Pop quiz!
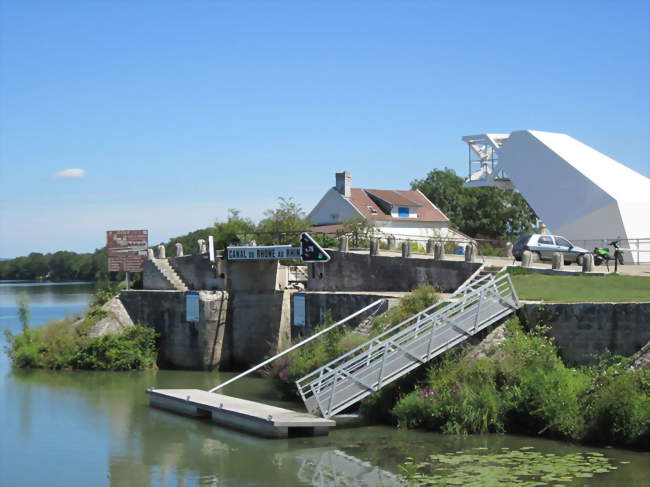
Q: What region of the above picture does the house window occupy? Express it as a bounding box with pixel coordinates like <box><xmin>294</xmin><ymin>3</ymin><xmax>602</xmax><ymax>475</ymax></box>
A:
<box><xmin>330</xmin><ymin>213</ymin><xmax>340</xmax><ymax>221</ymax></box>
<box><xmin>398</xmin><ymin>207</ymin><xmax>410</xmax><ymax>218</ymax></box>
<box><xmin>367</xmin><ymin>206</ymin><xmax>377</xmax><ymax>215</ymax></box>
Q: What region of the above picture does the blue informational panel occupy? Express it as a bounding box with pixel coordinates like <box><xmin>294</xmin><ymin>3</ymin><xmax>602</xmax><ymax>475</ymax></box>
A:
<box><xmin>186</xmin><ymin>291</ymin><xmax>200</xmax><ymax>323</ymax></box>
<box><xmin>293</xmin><ymin>293</ymin><xmax>306</xmax><ymax>327</ymax></box>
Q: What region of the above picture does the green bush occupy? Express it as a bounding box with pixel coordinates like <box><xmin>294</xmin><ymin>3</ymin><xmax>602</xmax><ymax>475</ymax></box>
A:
<box><xmin>4</xmin><ymin>297</ymin><xmax>158</xmax><ymax>371</ymax></box>
<box><xmin>478</xmin><ymin>242</ymin><xmax>507</xmax><ymax>257</ymax></box>
<box><xmin>583</xmin><ymin>359</ymin><xmax>650</xmax><ymax>448</ymax></box>
<box><xmin>388</xmin><ymin>318</ymin><xmax>649</xmax><ymax>448</ymax></box>
<box><xmin>372</xmin><ymin>284</ymin><xmax>439</xmax><ymax>333</ymax></box>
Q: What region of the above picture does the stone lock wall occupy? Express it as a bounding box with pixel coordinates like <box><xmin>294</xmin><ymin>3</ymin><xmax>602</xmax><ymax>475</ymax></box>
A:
<box><xmin>519</xmin><ymin>302</ymin><xmax>650</xmax><ymax>365</ymax></box>
<box><xmin>307</xmin><ymin>250</ymin><xmax>481</xmax><ymax>293</ymax></box>
<box><xmin>119</xmin><ymin>290</ymin><xmax>229</xmax><ymax>370</ymax></box>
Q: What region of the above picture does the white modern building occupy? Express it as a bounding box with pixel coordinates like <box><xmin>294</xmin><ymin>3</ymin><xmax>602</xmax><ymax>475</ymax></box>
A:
<box><xmin>463</xmin><ymin>130</ymin><xmax>650</xmax><ymax>263</ymax></box>
<box><xmin>308</xmin><ymin>171</ymin><xmax>470</xmax><ymax>244</ymax></box>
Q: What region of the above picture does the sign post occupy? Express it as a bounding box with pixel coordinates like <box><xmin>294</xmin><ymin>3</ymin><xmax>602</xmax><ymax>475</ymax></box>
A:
<box><xmin>226</xmin><ymin>233</ymin><xmax>330</xmax><ymax>263</ymax></box>
<box><xmin>107</xmin><ymin>230</ymin><xmax>148</xmax><ymax>289</ymax></box>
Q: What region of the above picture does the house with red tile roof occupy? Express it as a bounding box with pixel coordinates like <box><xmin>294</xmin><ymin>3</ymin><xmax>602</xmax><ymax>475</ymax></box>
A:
<box><xmin>308</xmin><ymin>171</ymin><xmax>471</xmax><ymax>243</ymax></box>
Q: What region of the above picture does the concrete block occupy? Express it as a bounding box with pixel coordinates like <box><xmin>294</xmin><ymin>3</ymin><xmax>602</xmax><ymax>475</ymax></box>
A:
<box><xmin>401</xmin><ymin>241</ymin><xmax>411</xmax><ymax>258</ymax></box>
<box><xmin>369</xmin><ymin>238</ymin><xmax>378</xmax><ymax>256</ymax></box>
<box><xmin>521</xmin><ymin>250</ymin><xmax>533</xmax><ymax>267</ymax></box>
<box><xmin>552</xmin><ymin>252</ymin><xmax>563</xmax><ymax>270</ymax></box>
<box><xmin>582</xmin><ymin>253</ymin><xmax>594</xmax><ymax>273</ymax></box>
<box><xmin>339</xmin><ymin>236</ymin><xmax>349</xmax><ymax>252</ymax></box>
<box><xmin>157</xmin><ymin>244</ymin><xmax>166</xmax><ymax>259</ymax></box>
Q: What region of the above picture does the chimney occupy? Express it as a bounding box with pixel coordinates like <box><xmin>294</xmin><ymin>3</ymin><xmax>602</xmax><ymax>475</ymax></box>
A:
<box><xmin>335</xmin><ymin>171</ymin><xmax>351</xmax><ymax>198</ymax></box>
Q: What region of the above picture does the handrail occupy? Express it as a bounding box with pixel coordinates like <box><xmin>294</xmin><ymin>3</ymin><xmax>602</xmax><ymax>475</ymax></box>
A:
<box><xmin>208</xmin><ymin>298</ymin><xmax>387</xmax><ymax>393</ymax></box>
<box><xmin>296</xmin><ymin>273</ymin><xmax>519</xmax><ymax>417</ymax></box>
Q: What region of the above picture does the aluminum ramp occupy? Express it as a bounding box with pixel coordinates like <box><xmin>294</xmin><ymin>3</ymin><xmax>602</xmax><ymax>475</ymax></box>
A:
<box><xmin>296</xmin><ymin>273</ymin><xmax>520</xmax><ymax>418</ymax></box>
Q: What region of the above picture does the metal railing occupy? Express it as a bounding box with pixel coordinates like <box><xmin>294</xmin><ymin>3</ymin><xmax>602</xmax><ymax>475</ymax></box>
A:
<box><xmin>296</xmin><ymin>273</ymin><xmax>520</xmax><ymax>418</ymax></box>
<box><xmin>208</xmin><ymin>299</ymin><xmax>387</xmax><ymax>393</ymax></box>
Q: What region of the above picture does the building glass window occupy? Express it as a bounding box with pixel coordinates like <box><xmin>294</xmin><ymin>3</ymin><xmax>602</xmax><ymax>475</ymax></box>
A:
<box><xmin>398</xmin><ymin>207</ymin><xmax>410</xmax><ymax>218</ymax></box>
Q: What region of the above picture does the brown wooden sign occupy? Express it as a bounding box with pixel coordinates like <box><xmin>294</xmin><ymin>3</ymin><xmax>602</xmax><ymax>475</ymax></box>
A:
<box><xmin>107</xmin><ymin>230</ymin><xmax>148</xmax><ymax>272</ymax></box>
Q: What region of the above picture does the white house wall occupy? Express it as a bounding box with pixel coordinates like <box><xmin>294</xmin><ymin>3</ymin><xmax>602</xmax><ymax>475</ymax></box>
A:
<box><xmin>308</xmin><ymin>188</ymin><xmax>362</xmax><ymax>225</ymax></box>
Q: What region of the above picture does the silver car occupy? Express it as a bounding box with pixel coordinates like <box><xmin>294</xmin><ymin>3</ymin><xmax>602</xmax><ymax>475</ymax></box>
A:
<box><xmin>512</xmin><ymin>234</ymin><xmax>589</xmax><ymax>265</ymax></box>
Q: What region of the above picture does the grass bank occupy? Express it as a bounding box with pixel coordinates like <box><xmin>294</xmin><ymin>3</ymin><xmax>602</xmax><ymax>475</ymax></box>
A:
<box><xmin>511</xmin><ymin>272</ymin><xmax>650</xmax><ymax>302</ymax></box>
<box><xmin>4</xmin><ymin>285</ymin><xmax>157</xmax><ymax>371</ymax></box>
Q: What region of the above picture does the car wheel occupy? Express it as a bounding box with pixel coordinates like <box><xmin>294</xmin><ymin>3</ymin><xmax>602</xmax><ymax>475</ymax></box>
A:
<box><xmin>576</xmin><ymin>254</ymin><xmax>584</xmax><ymax>266</ymax></box>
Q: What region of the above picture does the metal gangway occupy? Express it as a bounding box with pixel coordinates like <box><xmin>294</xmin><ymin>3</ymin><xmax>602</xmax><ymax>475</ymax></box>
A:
<box><xmin>296</xmin><ymin>273</ymin><xmax>520</xmax><ymax>418</ymax></box>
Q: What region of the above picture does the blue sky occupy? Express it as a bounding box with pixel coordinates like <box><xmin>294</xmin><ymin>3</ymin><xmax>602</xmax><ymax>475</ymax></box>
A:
<box><xmin>1</xmin><ymin>0</ymin><xmax>648</xmax><ymax>258</ymax></box>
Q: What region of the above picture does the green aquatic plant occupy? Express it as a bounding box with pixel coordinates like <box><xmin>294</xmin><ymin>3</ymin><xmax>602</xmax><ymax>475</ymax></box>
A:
<box><xmin>399</xmin><ymin>447</ymin><xmax>617</xmax><ymax>487</ymax></box>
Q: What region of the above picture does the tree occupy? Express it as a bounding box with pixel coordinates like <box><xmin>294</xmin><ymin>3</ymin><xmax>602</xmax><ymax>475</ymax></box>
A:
<box><xmin>411</xmin><ymin>168</ymin><xmax>537</xmax><ymax>240</ymax></box>
<box><xmin>256</xmin><ymin>197</ymin><xmax>312</xmax><ymax>244</ymax></box>
<box><xmin>411</xmin><ymin>168</ymin><xmax>465</xmax><ymax>224</ymax></box>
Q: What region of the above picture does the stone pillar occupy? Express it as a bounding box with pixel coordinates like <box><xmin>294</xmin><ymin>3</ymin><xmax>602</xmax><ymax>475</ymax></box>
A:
<box><xmin>175</xmin><ymin>243</ymin><xmax>184</xmax><ymax>257</ymax></box>
<box><xmin>434</xmin><ymin>242</ymin><xmax>445</xmax><ymax>260</ymax></box>
<box><xmin>552</xmin><ymin>252</ymin><xmax>563</xmax><ymax>270</ymax></box>
<box><xmin>198</xmin><ymin>239</ymin><xmax>207</xmax><ymax>254</ymax></box>
<box><xmin>426</xmin><ymin>239</ymin><xmax>435</xmax><ymax>255</ymax></box>
<box><xmin>339</xmin><ymin>235</ymin><xmax>349</xmax><ymax>252</ymax></box>
<box><xmin>387</xmin><ymin>235</ymin><xmax>396</xmax><ymax>251</ymax></box>
<box><xmin>147</xmin><ymin>248</ymin><xmax>155</xmax><ymax>259</ymax></box>
<box><xmin>522</xmin><ymin>250</ymin><xmax>533</xmax><ymax>267</ymax></box>
<box><xmin>506</xmin><ymin>242</ymin><xmax>514</xmax><ymax>258</ymax></box>
<box><xmin>369</xmin><ymin>238</ymin><xmax>379</xmax><ymax>256</ymax></box>
<box><xmin>157</xmin><ymin>245</ymin><xmax>166</xmax><ymax>259</ymax></box>
<box><xmin>401</xmin><ymin>241</ymin><xmax>411</xmax><ymax>258</ymax></box>
<box><xmin>582</xmin><ymin>253</ymin><xmax>594</xmax><ymax>273</ymax></box>
<box><xmin>464</xmin><ymin>243</ymin><xmax>476</xmax><ymax>263</ymax></box>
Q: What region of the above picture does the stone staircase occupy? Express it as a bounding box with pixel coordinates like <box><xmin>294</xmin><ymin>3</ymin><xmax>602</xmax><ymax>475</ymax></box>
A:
<box><xmin>457</xmin><ymin>264</ymin><xmax>505</xmax><ymax>293</ymax></box>
<box><xmin>151</xmin><ymin>258</ymin><xmax>189</xmax><ymax>291</ymax></box>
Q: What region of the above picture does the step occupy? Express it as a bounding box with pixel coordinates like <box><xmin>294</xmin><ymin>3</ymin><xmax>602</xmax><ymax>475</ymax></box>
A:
<box><xmin>147</xmin><ymin>389</ymin><xmax>335</xmax><ymax>438</ymax></box>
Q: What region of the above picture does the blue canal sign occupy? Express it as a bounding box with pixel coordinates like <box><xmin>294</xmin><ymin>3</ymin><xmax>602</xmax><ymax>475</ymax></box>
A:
<box><xmin>186</xmin><ymin>291</ymin><xmax>200</xmax><ymax>323</ymax></box>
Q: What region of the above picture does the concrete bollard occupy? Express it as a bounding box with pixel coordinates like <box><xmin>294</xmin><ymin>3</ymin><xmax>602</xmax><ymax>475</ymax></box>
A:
<box><xmin>552</xmin><ymin>252</ymin><xmax>563</xmax><ymax>270</ymax></box>
<box><xmin>157</xmin><ymin>244</ymin><xmax>166</xmax><ymax>259</ymax></box>
<box><xmin>369</xmin><ymin>238</ymin><xmax>379</xmax><ymax>256</ymax></box>
<box><xmin>339</xmin><ymin>235</ymin><xmax>349</xmax><ymax>252</ymax></box>
<box><xmin>434</xmin><ymin>242</ymin><xmax>445</xmax><ymax>260</ymax></box>
<box><xmin>401</xmin><ymin>241</ymin><xmax>411</xmax><ymax>258</ymax></box>
<box><xmin>522</xmin><ymin>250</ymin><xmax>533</xmax><ymax>267</ymax></box>
<box><xmin>464</xmin><ymin>243</ymin><xmax>476</xmax><ymax>263</ymax></box>
<box><xmin>426</xmin><ymin>239</ymin><xmax>435</xmax><ymax>255</ymax></box>
<box><xmin>175</xmin><ymin>243</ymin><xmax>184</xmax><ymax>257</ymax></box>
<box><xmin>198</xmin><ymin>239</ymin><xmax>207</xmax><ymax>254</ymax></box>
<box><xmin>506</xmin><ymin>242</ymin><xmax>514</xmax><ymax>258</ymax></box>
<box><xmin>147</xmin><ymin>248</ymin><xmax>155</xmax><ymax>259</ymax></box>
<box><xmin>582</xmin><ymin>253</ymin><xmax>594</xmax><ymax>273</ymax></box>
<box><xmin>387</xmin><ymin>235</ymin><xmax>396</xmax><ymax>251</ymax></box>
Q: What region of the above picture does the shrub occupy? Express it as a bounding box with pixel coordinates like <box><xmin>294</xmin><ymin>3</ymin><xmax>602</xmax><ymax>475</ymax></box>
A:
<box><xmin>372</xmin><ymin>284</ymin><xmax>439</xmax><ymax>332</ymax></box>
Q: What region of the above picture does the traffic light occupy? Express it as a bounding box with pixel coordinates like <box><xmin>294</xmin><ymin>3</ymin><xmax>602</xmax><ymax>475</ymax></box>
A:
<box><xmin>300</xmin><ymin>232</ymin><xmax>330</xmax><ymax>263</ymax></box>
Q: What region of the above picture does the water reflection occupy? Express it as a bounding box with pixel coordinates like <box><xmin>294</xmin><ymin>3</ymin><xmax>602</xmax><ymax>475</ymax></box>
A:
<box><xmin>280</xmin><ymin>447</ymin><xmax>403</xmax><ymax>487</ymax></box>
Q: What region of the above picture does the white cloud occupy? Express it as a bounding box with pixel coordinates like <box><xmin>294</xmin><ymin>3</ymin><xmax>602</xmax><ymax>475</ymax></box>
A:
<box><xmin>54</xmin><ymin>168</ymin><xmax>86</xmax><ymax>178</ymax></box>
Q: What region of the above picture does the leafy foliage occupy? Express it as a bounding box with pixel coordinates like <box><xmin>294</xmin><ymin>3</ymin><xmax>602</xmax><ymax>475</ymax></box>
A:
<box><xmin>411</xmin><ymin>168</ymin><xmax>537</xmax><ymax>240</ymax></box>
<box><xmin>389</xmin><ymin>318</ymin><xmax>650</xmax><ymax>448</ymax></box>
<box><xmin>4</xmin><ymin>296</ymin><xmax>157</xmax><ymax>371</ymax></box>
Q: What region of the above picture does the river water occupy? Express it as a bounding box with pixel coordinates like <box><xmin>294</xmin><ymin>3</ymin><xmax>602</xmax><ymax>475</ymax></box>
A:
<box><xmin>0</xmin><ymin>281</ymin><xmax>648</xmax><ymax>487</ymax></box>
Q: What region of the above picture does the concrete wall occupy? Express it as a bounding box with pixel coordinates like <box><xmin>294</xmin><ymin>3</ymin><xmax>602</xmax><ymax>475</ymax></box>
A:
<box><xmin>142</xmin><ymin>260</ymin><xmax>176</xmax><ymax>291</ymax></box>
<box><xmin>169</xmin><ymin>254</ymin><xmax>225</xmax><ymax>290</ymax></box>
<box><xmin>225</xmin><ymin>290</ymin><xmax>291</xmax><ymax>367</ymax></box>
<box><xmin>307</xmin><ymin>250</ymin><xmax>481</xmax><ymax>292</ymax></box>
<box><xmin>226</xmin><ymin>260</ymin><xmax>287</xmax><ymax>292</ymax></box>
<box><xmin>119</xmin><ymin>290</ymin><xmax>229</xmax><ymax>370</ymax></box>
<box><xmin>519</xmin><ymin>302</ymin><xmax>650</xmax><ymax>365</ymax></box>
<box><xmin>300</xmin><ymin>292</ymin><xmax>398</xmax><ymax>332</ymax></box>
